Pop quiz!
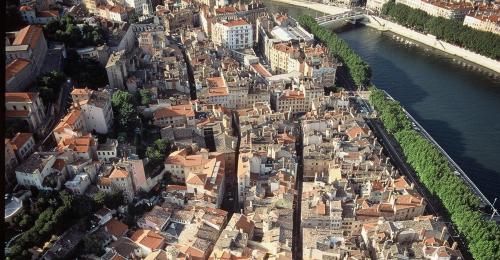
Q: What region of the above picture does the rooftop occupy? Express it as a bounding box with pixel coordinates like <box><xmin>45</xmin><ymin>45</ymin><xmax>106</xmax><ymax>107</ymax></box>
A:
<box><xmin>10</xmin><ymin>132</ymin><xmax>33</xmax><ymax>150</ymax></box>
<box><xmin>12</xmin><ymin>25</ymin><xmax>44</xmax><ymax>48</ymax></box>
<box><xmin>6</xmin><ymin>58</ymin><xmax>31</xmax><ymax>81</ymax></box>
<box><xmin>16</xmin><ymin>152</ymin><xmax>54</xmax><ymax>173</ymax></box>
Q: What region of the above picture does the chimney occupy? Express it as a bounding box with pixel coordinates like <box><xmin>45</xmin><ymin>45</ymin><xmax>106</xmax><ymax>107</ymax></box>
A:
<box><xmin>451</xmin><ymin>241</ymin><xmax>458</xmax><ymax>250</ymax></box>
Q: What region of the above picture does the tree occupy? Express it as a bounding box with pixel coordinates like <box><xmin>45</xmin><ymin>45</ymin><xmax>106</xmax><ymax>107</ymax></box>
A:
<box><xmin>92</xmin><ymin>191</ymin><xmax>125</xmax><ymax>209</ymax></box>
<box><xmin>369</xmin><ymin>87</ymin><xmax>500</xmax><ymax>260</ymax></box>
<box><xmin>112</xmin><ymin>90</ymin><xmax>139</xmax><ymax>131</ymax></box>
<box><xmin>139</xmin><ymin>89</ymin><xmax>152</xmax><ymax>106</ymax></box>
<box><xmin>381</xmin><ymin>1</ymin><xmax>500</xmax><ymax>59</ymax></box>
<box><xmin>63</xmin><ymin>51</ymin><xmax>108</xmax><ymax>87</ymax></box>
<box><xmin>37</xmin><ymin>71</ymin><xmax>66</xmax><ymax>105</ymax></box>
<box><xmin>297</xmin><ymin>15</ymin><xmax>372</xmax><ymax>87</ymax></box>
<box><xmin>44</xmin><ymin>15</ymin><xmax>106</xmax><ymax>48</ymax></box>
<box><xmin>81</xmin><ymin>234</ymin><xmax>105</xmax><ymax>256</ymax></box>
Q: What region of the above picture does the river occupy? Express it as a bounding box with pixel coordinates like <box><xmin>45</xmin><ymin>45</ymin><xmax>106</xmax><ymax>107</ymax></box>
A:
<box><xmin>263</xmin><ymin>0</ymin><xmax>500</xmax><ymax>201</ymax></box>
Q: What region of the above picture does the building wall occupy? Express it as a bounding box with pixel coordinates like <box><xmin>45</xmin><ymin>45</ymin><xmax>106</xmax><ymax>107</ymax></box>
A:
<box><xmin>15</xmin><ymin>136</ymin><xmax>36</xmax><ymax>161</ymax></box>
<box><xmin>81</xmin><ymin>103</ymin><xmax>113</xmax><ymax>134</ymax></box>
<box><xmin>15</xmin><ymin>155</ymin><xmax>55</xmax><ymax>189</ymax></box>
<box><xmin>463</xmin><ymin>15</ymin><xmax>500</xmax><ymax>35</ymax></box>
<box><xmin>6</xmin><ymin>61</ymin><xmax>36</xmax><ymax>92</ymax></box>
<box><xmin>6</xmin><ymin>95</ymin><xmax>47</xmax><ymax>130</ymax></box>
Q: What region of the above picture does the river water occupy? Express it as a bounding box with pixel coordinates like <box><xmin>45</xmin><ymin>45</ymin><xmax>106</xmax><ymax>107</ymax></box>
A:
<box><xmin>264</xmin><ymin>0</ymin><xmax>500</xmax><ymax>201</ymax></box>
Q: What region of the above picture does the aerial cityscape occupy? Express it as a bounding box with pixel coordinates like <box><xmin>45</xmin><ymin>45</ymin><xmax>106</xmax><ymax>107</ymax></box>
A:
<box><xmin>4</xmin><ymin>0</ymin><xmax>500</xmax><ymax>259</ymax></box>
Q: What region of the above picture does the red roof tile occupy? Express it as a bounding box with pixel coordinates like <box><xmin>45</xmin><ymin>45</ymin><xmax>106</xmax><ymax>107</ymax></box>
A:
<box><xmin>105</xmin><ymin>218</ymin><xmax>128</xmax><ymax>238</ymax></box>
<box><xmin>10</xmin><ymin>132</ymin><xmax>33</xmax><ymax>150</ymax></box>
<box><xmin>5</xmin><ymin>92</ymin><xmax>38</xmax><ymax>103</ymax></box>
<box><xmin>13</xmin><ymin>25</ymin><xmax>43</xmax><ymax>48</ymax></box>
<box><xmin>6</xmin><ymin>59</ymin><xmax>31</xmax><ymax>80</ymax></box>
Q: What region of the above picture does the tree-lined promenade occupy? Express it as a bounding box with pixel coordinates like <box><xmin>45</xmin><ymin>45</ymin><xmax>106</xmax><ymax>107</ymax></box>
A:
<box><xmin>381</xmin><ymin>0</ymin><xmax>500</xmax><ymax>60</ymax></box>
<box><xmin>298</xmin><ymin>14</ymin><xmax>500</xmax><ymax>260</ymax></box>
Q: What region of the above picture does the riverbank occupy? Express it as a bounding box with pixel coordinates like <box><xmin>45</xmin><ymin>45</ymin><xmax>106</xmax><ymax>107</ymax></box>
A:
<box><xmin>363</xmin><ymin>15</ymin><xmax>500</xmax><ymax>74</ymax></box>
<box><xmin>269</xmin><ymin>0</ymin><xmax>347</xmax><ymax>15</ymax></box>
<box><xmin>265</xmin><ymin>0</ymin><xmax>500</xmax><ymax>73</ymax></box>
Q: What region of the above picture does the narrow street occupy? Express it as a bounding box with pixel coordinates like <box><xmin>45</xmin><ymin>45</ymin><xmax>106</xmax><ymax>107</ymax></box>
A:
<box><xmin>366</xmin><ymin>118</ymin><xmax>473</xmax><ymax>260</ymax></box>
<box><xmin>292</xmin><ymin>121</ymin><xmax>304</xmax><ymax>260</ymax></box>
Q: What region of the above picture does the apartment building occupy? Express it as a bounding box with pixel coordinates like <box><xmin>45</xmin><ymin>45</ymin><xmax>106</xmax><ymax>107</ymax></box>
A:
<box><xmin>5</xmin><ymin>25</ymin><xmax>48</xmax><ymax>90</ymax></box>
<box><xmin>53</xmin><ymin>108</ymin><xmax>86</xmax><ymax>143</ymax></box>
<box><xmin>153</xmin><ymin>103</ymin><xmax>196</xmax><ymax>128</ymax></box>
<box><xmin>71</xmin><ymin>88</ymin><xmax>114</xmax><ymax>134</ymax></box>
<box><xmin>9</xmin><ymin>132</ymin><xmax>36</xmax><ymax>161</ymax></box>
<box><xmin>396</xmin><ymin>0</ymin><xmax>474</xmax><ymax>20</ymax></box>
<box><xmin>97</xmin><ymin>166</ymin><xmax>135</xmax><ymax>202</ymax></box>
<box><xmin>19</xmin><ymin>5</ymin><xmax>59</xmax><ymax>24</ymax></box>
<box><xmin>97</xmin><ymin>4</ymin><xmax>133</xmax><ymax>23</ymax></box>
<box><xmin>212</xmin><ymin>19</ymin><xmax>253</xmax><ymax>50</ymax></box>
<box><xmin>463</xmin><ymin>13</ymin><xmax>500</xmax><ymax>35</ymax></box>
<box><xmin>15</xmin><ymin>152</ymin><xmax>56</xmax><ymax>189</ymax></box>
<box><xmin>5</xmin><ymin>92</ymin><xmax>47</xmax><ymax>133</ymax></box>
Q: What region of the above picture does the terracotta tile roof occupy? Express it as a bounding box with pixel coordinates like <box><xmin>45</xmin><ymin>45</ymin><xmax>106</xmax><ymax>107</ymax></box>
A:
<box><xmin>98</xmin><ymin>177</ymin><xmax>112</xmax><ymax>186</ymax></box>
<box><xmin>316</xmin><ymin>201</ymin><xmax>327</xmax><ymax>215</ymax></box>
<box><xmin>223</xmin><ymin>19</ymin><xmax>249</xmax><ymax>27</ymax></box>
<box><xmin>110</xmin><ymin>168</ymin><xmax>129</xmax><ymax>178</ymax></box>
<box><xmin>153</xmin><ymin>104</ymin><xmax>195</xmax><ymax>120</ymax></box>
<box><xmin>166</xmin><ymin>185</ymin><xmax>187</xmax><ymax>191</ymax></box>
<box><xmin>250</xmin><ymin>63</ymin><xmax>272</xmax><ymax>77</ymax></box>
<box><xmin>273</xmin><ymin>43</ymin><xmax>299</xmax><ymax>54</ymax></box>
<box><xmin>71</xmin><ymin>88</ymin><xmax>92</xmax><ymax>95</ymax></box>
<box><xmin>277</xmin><ymin>132</ymin><xmax>296</xmax><ymax>144</ymax></box>
<box><xmin>105</xmin><ymin>218</ymin><xmax>128</xmax><ymax>238</ymax></box>
<box><xmin>10</xmin><ymin>132</ymin><xmax>33</xmax><ymax>150</ymax></box>
<box><xmin>54</xmin><ymin>109</ymin><xmax>82</xmax><ymax>132</ymax></box>
<box><xmin>13</xmin><ymin>25</ymin><xmax>43</xmax><ymax>48</ymax></box>
<box><xmin>19</xmin><ymin>5</ymin><xmax>33</xmax><ymax>11</ymax></box>
<box><xmin>392</xmin><ymin>176</ymin><xmax>411</xmax><ymax>189</ymax></box>
<box><xmin>276</xmin><ymin>14</ymin><xmax>288</xmax><ymax>23</ymax></box>
<box><xmin>6</xmin><ymin>92</ymin><xmax>39</xmax><ymax>103</ymax></box>
<box><xmin>165</xmin><ymin>149</ymin><xmax>211</xmax><ymax>167</ymax></box>
<box><xmin>52</xmin><ymin>159</ymin><xmax>66</xmax><ymax>172</ymax></box>
<box><xmin>186</xmin><ymin>173</ymin><xmax>207</xmax><ymax>186</ymax></box>
<box><xmin>208</xmin><ymin>87</ymin><xmax>228</xmax><ymax>97</ymax></box>
<box><xmin>215</xmin><ymin>6</ymin><xmax>238</xmax><ymax>14</ymax></box>
<box><xmin>207</xmin><ymin>77</ymin><xmax>225</xmax><ymax>88</ymax></box>
<box><xmin>371</xmin><ymin>180</ymin><xmax>384</xmax><ymax>191</ymax></box>
<box><xmin>234</xmin><ymin>214</ymin><xmax>254</xmax><ymax>235</ymax></box>
<box><xmin>58</xmin><ymin>134</ymin><xmax>94</xmax><ymax>153</ymax></box>
<box><xmin>346</xmin><ymin>126</ymin><xmax>370</xmax><ymax>140</ymax></box>
<box><xmin>38</xmin><ymin>10</ymin><xmax>59</xmax><ymax>17</ymax></box>
<box><xmin>109</xmin><ymin>5</ymin><xmax>128</xmax><ymax>14</ymax></box>
<box><xmin>279</xmin><ymin>90</ymin><xmax>304</xmax><ymax>100</ymax></box>
<box><xmin>130</xmin><ymin>229</ymin><xmax>165</xmax><ymax>250</ymax></box>
<box><xmin>6</xmin><ymin>110</ymin><xmax>30</xmax><ymax>118</ymax></box>
<box><xmin>6</xmin><ymin>59</ymin><xmax>31</xmax><ymax>80</ymax></box>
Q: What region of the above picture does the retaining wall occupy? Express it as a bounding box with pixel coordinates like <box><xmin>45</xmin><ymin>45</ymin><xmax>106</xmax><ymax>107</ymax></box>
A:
<box><xmin>363</xmin><ymin>15</ymin><xmax>500</xmax><ymax>73</ymax></box>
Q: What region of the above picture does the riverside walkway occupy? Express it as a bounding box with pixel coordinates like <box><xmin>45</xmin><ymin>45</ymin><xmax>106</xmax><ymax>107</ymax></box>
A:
<box><xmin>381</xmin><ymin>90</ymin><xmax>499</xmax><ymax>219</ymax></box>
